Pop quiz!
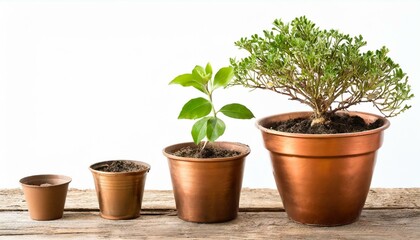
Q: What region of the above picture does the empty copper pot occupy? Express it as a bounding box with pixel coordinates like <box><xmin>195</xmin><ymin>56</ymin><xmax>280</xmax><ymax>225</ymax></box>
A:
<box><xmin>20</xmin><ymin>174</ymin><xmax>72</xmax><ymax>221</ymax></box>
<box><xmin>163</xmin><ymin>142</ymin><xmax>250</xmax><ymax>223</ymax></box>
<box><xmin>89</xmin><ymin>160</ymin><xmax>151</xmax><ymax>220</ymax></box>
<box><xmin>257</xmin><ymin>112</ymin><xmax>390</xmax><ymax>226</ymax></box>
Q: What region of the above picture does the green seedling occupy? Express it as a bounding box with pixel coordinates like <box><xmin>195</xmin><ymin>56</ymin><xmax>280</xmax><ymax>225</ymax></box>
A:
<box><xmin>170</xmin><ymin>63</ymin><xmax>254</xmax><ymax>145</ymax></box>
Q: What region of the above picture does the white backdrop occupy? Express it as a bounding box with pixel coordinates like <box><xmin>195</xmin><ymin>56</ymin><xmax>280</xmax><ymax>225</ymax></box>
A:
<box><xmin>1</xmin><ymin>0</ymin><xmax>419</xmax><ymax>189</ymax></box>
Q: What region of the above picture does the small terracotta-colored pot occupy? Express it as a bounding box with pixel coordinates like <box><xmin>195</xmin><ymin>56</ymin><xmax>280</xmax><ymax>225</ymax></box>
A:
<box><xmin>163</xmin><ymin>141</ymin><xmax>250</xmax><ymax>223</ymax></box>
<box><xmin>257</xmin><ymin>111</ymin><xmax>390</xmax><ymax>226</ymax></box>
<box><xmin>89</xmin><ymin>160</ymin><xmax>151</xmax><ymax>220</ymax></box>
<box><xmin>20</xmin><ymin>174</ymin><xmax>72</xmax><ymax>221</ymax></box>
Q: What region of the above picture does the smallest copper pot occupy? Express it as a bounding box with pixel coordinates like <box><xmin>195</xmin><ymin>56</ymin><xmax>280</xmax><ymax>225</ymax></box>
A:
<box><xmin>89</xmin><ymin>160</ymin><xmax>151</xmax><ymax>220</ymax></box>
<box><xmin>20</xmin><ymin>174</ymin><xmax>72</xmax><ymax>221</ymax></box>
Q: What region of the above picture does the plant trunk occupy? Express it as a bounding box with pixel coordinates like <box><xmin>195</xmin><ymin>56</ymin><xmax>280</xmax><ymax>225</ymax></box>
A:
<box><xmin>310</xmin><ymin>116</ymin><xmax>326</xmax><ymax>126</ymax></box>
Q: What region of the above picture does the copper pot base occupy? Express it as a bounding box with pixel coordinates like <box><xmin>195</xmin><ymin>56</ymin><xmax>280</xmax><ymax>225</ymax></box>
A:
<box><xmin>288</xmin><ymin>216</ymin><xmax>360</xmax><ymax>227</ymax></box>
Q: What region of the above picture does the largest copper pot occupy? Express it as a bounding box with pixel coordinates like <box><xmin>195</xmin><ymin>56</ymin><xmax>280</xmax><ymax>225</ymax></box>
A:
<box><xmin>257</xmin><ymin>112</ymin><xmax>390</xmax><ymax>226</ymax></box>
<box><xmin>163</xmin><ymin>141</ymin><xmax>250</xmax><ymax>223</ymax></box>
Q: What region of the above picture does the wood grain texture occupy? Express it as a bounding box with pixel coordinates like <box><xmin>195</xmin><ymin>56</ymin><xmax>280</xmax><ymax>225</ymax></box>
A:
<box><xmin>1</xmin><ymin>188</ymin><xmax>419</xmax><ymax>211</ymax></box>
<box><xmin>0</xmin><ymin>210</ymin><xmax>419</xmax><ymax>239</ymax></box>
<box><xmin>1</xmin><ymin>188</ymin><xmax>419</xmax><ymax>239</ymax></box>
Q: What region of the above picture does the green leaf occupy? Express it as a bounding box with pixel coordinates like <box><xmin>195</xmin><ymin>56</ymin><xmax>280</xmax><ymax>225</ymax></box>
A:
<box><xmin>206</xmin><ymin>117</ymin><xmax>225</xmax><ymax>142</ymax></box>
<box><xmin>205</xmin><ymin>63</ymin><xmax>213</xmax><ymax>77</ymax></box>
<box><xmin>192</xmin><ymin>65</ymin><xmax>210</xmax><ymax>84</ymax></box>
<box><xmin>169</xmin><ymin>73</ymin><xmax>206</xmax><ymax>93</ymax></box>
<box><xmin>213</xmin><ymin>67</ymin><xmax>234</xmax><ymax>90</ymax></box>
<box><xmin>219</xmin><ymin>103</ymin><xmax>255</xmax><ymax>119</ymax></box>
<box><xmin>169</xmin><ymin>73</ymin><xmax>194</xmax><ymax>85</ymax></box>
<box><xmin>191</xmin><ymin>117</ymin><xmax>210</xmax><ymax>144</ymax></box>
<box><xmin>178</xmin><ymin>97</ymin><xmax>212</xmax><ymax>120</ymax></box>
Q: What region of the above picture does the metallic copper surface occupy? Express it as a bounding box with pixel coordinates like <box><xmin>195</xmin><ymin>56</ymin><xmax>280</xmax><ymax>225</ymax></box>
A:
<box><xmin>257</xmin><ymin>112</ymin><xmax>390</xmax><ymax>226</ymax></box>
<box><xmin>163</xmin><ymin>142</ymin><xmax>250</xmax><ymax>223</ymax></box>
<box><xmin>89</xmin><ymin>160</ymin><xmax>150</xmax><ymax>220</ymax></box>
<box><xmin>20</xmin><ymin>174</ymin><xmax>72</xmax><ymax>221</ymax></box>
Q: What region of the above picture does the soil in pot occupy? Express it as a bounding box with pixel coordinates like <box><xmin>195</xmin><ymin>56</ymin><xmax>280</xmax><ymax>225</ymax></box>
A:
<box><xmin>171</xmin><ymin>145</ymin><xmax>241</xmax><ymax>158</ymax></box>
<box><xmin>268</xmin><ymin>112</ymin><xmax>384</xmax><ymax>134</ymax></box>
<box><xmin>93</xmin><ymin>160</ymin><xmax>148</xmax><ymax>172</ymax></box>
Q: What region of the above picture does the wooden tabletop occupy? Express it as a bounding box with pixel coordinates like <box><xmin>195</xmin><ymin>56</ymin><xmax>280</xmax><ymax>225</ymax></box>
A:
<box><xmin>1</xmin><ymin>188</ymin><xmax>419</xmax><ymax>239</ymax></box>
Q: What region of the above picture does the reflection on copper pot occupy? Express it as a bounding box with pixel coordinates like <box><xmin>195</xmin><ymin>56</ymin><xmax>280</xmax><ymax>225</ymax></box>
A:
<box><xmin>257</xmin><ymin>112</ymin><xmax>390</xmax><ymax>226</ymax></box>
<box><xmin>20</xmin><ymin>174</ymin><xmax>72</xmax><ymax>221</ymax></box>
<box><xmin>163</xmin><ymin>142</ymin><xmax>250</xmax><ymax>223</ymax></box>
<box><xmin>89</xmin><ymin>160</ymin><xmax>150</xmax><ymax>220</ymax></box>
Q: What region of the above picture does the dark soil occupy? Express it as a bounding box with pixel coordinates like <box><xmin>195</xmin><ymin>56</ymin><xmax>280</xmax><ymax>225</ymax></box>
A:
<box><xmin>268</xmin><ymin>113</ymin><xmax>384</xmax><ymax>134</ymax></box>
<box><xmin>172</xmin><ymin>145</ymin><xmax>241</xmax><ymax>158</ymax></box>
<box><xmin>95</xmin><ymin>160</ymin><xmax>147</xmax><ymax>173</ymax></box>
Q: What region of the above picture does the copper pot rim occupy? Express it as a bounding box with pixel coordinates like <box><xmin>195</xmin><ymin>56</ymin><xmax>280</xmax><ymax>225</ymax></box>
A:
<box><xmin>89</xmin><ymin>160</ymin><xmax>151</xmax><ymax>176</ymax></box>
<box><xmin>256</xmin><ymin>111</ymin><xmax>390</xmax><ymax>139</ymax></box>
<box><xmin>19</xmin><ymin>174</ymin><xmax>72</xmax><ymax>188</ymax></box>
<box><xmin>163</xmin><ymin>141</ymin><xmax>251</xmax><ymax>162</ymax></box>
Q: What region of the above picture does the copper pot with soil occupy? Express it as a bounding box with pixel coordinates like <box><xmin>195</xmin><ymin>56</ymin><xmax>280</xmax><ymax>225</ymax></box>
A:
<box><xmin>257</xmin><ymin>111</ymin><xmax>390</xmax><ymax>226</ymax></box>
<box><xmin>20</xmin><ymin>174</ymin><xmax>72</xmax><ymax>221</ymax></box>
<box><xmin>89</xmin><ymin>160</ymin><xmax>150</xmax><ymax>220</ymax></box>
<box><xmin>163</xmin><ymin>141</ymin><xmax>250</xmax><ymax>223</ymax></box>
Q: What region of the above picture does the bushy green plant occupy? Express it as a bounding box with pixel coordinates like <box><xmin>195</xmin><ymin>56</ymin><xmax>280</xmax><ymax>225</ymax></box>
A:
<box><xmin>230</xmin><ymin>16</ymin><xmax>413</xmax><ymax>125</ymax></box>
<box><xmin>170</xmin><ymin>63</ymin><xmax>254</xmax><ymax>145</ymax></box>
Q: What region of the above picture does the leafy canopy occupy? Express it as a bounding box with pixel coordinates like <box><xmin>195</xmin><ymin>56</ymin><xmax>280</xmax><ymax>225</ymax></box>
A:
<box><xmin>230</xmin><ymin>16</ymin><xmax>413</xmax><ymax>122</ymax></box>
<box><xmin>170</xmin><ymin>63</ymin><xmax>254</xmax><ymax>145</ymax></box>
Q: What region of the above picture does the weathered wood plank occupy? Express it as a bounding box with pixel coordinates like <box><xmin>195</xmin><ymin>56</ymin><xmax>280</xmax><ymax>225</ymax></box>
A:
<box><xmin>1</xmin><ymin>188</ymin><xmax>419</xmax><ymax>211</ymax></box>
<box><xmin>1</xmin><ymin>189</ymin><xmax>419</xmax><ymax>239</ymax></box>
<box><xmin>0</xmin><ymin>210</ymin><xmax>419</xmax><ymax>239</ymax></box>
